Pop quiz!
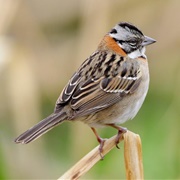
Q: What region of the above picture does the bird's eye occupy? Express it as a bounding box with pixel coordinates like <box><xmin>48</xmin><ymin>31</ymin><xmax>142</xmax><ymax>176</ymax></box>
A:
<box><xmin>129</xmin><ymin>40</ymin><xmax>137</xmax><ymax>46</ymax></box>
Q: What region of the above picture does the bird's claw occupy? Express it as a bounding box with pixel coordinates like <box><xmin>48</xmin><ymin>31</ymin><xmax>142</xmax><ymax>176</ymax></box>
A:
<box><xmin>98</xmin><ymin>138</ymin><xmax>106</xmax><ymax>160</ymax></box>
<box><xmin>115</xmin><ymin>127</ymin><xmax>127</xmax><ymax>149</ymax></box>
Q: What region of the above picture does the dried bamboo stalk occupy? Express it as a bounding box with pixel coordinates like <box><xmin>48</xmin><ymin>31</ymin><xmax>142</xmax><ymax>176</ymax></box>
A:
<box><xmin>124</xmin><ymin>131</ymin><xmax>144</xmax><ymax>180</ymax></box>
<box><xmin>58</xmin><ymin>130</ymin><xmax>143</xmax><ymax>180</ymax></box>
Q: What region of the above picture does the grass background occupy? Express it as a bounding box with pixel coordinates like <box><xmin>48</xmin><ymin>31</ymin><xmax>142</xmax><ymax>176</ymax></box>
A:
<box><xmin>0</xmin><ymin>0</ymin><xmax>180</xmax><ymax>179</ymax></box>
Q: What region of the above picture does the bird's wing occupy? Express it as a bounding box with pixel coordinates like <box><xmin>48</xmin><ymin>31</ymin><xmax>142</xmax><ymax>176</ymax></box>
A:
<box><xmin>55</xmin><ymin>52</ymin><xmax>142</xmax><ymax>117</ymax></box>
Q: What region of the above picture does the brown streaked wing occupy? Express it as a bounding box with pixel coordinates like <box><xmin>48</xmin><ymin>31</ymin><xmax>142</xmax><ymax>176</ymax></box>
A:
<box><xmin>70</xmin><ymin>78</ymin><xmax>123</xmax><ymax>116</ymax></box>
<box><xmin>100</xmin><ymin>75</ymin><xmax>141</xmax><ymax>94</ymax></box>
<box><xmin>54</xmin><ymin>72</ymin><xmax>82</xmax><ymax>113</ymax></box>
<box><xmin>69</xmin><ymin>59</ymin><xmax>142</xmax><ymax>117</ymax></box>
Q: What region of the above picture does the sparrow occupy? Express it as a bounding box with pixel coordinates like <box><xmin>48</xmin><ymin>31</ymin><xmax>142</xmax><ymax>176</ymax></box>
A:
<box><xmin>14</xmin><ymin>22</ymin><xmax>156</xmax><ymax>156</ymax></box>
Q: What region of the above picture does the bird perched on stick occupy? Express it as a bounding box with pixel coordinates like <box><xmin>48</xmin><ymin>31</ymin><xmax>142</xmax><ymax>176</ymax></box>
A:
<box><xmin>15</xmin><ymin>22</ymin><xmax>156</xmax><ymax>157</ymax></box>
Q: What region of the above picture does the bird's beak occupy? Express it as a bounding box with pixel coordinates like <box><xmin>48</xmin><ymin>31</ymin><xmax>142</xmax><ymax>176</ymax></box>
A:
<box><xmin>142</xmin><ymin>35</ymin><xmax>156</xmax><ymax>46</ymax></box>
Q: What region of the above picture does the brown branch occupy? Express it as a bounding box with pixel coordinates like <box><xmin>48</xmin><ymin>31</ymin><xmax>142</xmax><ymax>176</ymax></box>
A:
<box><xmin>124</xmin><ymin>131</ymin><xmax>144</xmax><ymax>180</ymax></box>
<box><xmin>58</xmin><ymin>130</ymin><xmax>143</xmax><ymax>180</ymax></box>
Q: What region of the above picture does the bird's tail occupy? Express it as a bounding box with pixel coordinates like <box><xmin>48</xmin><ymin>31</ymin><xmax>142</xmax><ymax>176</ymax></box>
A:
<box><xmin>14</xmin><ymin>112</ymin><xmax>67</xmax><ymax>144</ymax></box>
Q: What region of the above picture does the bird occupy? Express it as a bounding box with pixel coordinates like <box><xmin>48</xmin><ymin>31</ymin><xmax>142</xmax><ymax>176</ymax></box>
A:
<box><xmin>14</xmin><ymin>22</ymin><xmax>156</xmax><ymax>157</ymax></box>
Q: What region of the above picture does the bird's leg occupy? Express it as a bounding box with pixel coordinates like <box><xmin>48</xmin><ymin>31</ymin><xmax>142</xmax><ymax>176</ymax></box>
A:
<box><xmin>106</xmin><ymin>124</ymin><xmax>127</xmax><ymax>149</ymax></box>
<box><xmin>91</xmin><ymin>127</ymin><xmax>106</xmax><ymax>159</ymax></box>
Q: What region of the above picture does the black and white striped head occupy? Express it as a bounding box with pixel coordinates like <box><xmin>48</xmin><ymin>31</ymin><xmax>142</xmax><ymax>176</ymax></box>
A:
<box><xmin>109</xmin><ymin>22</ymin><xmax>156</xmax><ymax>58</ymax></box>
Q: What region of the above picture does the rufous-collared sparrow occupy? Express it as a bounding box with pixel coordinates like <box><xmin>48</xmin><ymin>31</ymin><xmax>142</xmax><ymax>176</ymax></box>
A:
<box><xmin>15</xmin><ymin>22</ymin><xmax>156</xmax><ymax>156</ymax></box>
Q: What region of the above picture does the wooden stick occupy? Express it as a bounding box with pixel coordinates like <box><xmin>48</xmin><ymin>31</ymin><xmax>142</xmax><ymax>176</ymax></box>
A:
<box><xmin>58</xmin><ymin>133</ymin><xmax>124</xmax><ymax>180</ymax></box>
<box><xmin>124</xmin><ymin>131</ymin><xmax>144</xmax><ymax>180</ymax></box>
<box><xmin>58</xmin><ymin>130</ymin><xmax>143</xmax><ymax>180</ymax></box>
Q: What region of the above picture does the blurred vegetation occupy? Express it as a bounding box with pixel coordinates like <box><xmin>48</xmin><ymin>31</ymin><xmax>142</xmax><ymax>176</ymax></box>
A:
<box><xmin>0</xmin><ymin>0</ymin><xmax>180</xmax><ymax>179</ymax></box>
